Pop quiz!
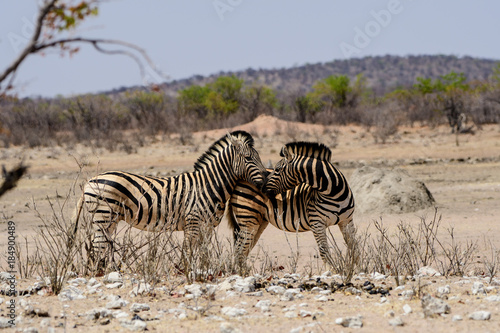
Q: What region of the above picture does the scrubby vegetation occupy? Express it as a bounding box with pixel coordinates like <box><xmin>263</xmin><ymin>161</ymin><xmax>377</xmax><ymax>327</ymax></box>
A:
<box><xmin>1</xmin><ymin>57</ymin><xmax>500</xmax><ymax>150</ymax></box>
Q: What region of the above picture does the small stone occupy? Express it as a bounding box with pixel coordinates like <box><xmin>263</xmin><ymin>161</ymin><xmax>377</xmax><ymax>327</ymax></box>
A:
<box><xmin>121</xmin><ymin>319</ymin><xmax>147</xmax><ymax>331</ymax></box>
<box><xmin>267</xmin><ymin>285</ymin><xmax>286</xmax><ymax>295</ymax></box>
<box><xmin>129</xmin><ymin>283</ymin><xmax>152</xmax><ymax>297</ymax></box>
<box><xmin>417</xmin><ymin>266</ymin><xmax>441</xmax><ymax>277</ymax></box>
<box><xmin>284</xmin><ymin>311</ymin><xmax>298</xmax><ymax>318</ymax></box>
<box><xmin>421</xmin><ymin>294</ymin><xmax>450</xmax><ymax>318</ymax></box>
<box><xmin>130</xmin><ymin>303</ymin><xmax>150</xmax><ymax>312</ymax></box>
<box><xmin>452</xmin><ymin>315</ymin><xmax>463</xmax><ymax>322</ymax></box>
<box><xmin>468</xmin><ymin>311</ymin><xmax>491</xmax><ymax>321</ymax></box>
<box><xmin>0</xmin><ymin>317</ymin><xmax>13</xmax><ymax>328</ymax></box>
<box><xmin>402</xmin><ymin>304</ymin><xmax>412</xmax><ymax>314</ymax></box>
<box><xmin>58</xmin><ymin>286</ymin><xmax>86</xmax><ymax>301</ymax></box>
<box><xmin>281</xmin><ymin>289</ymin><xmax>300</xmax><ymax>301</ymax></box>
<box><xmin>471</xmin><ymin>282</ymin><xmax>485</xmax><ymax>295</ymax></box>
<box><xmin>105</xmin><ymin>282</ymin><xmax>123</xmax><ymax>289</ymax></box>
<box><xmin>88</xmin><ymin>278</ymin><xmax>100</xmax><ymax>287</ymax></box>
<box><xmin>344</xmin><ymin>287</ymin><xmax>362</xmax><ymax>296</ymax></box>
<box><xmin>401</xmin><ymin>289</ymin><xmax>414</xmax><ymax>300</ymax></box>
<box><xmin>184</xmin><ymin>284</ymin><xmax>203</xmax><ymax>298</ymax></box>
<box><xmin>437</xmin><ymin>285</ymin><xmax>450</xmax><ymax>296</ymax></box>
<box><xmin>104</xmin><ymin>272</ymin><xmax>123</xmax><ymax>284</ymax></box>
<box><xmin>299</xmin><ymin>310</ymin><xmax>312</xmax><ymax>317</ymax></box>
<box><xmin>485</xmin><ymin>295</ymin><xmax>500</xmax><ymax>302</ymax></box>
<box><xmin>106</xmin><ymin>298</ymin><xmax>128</xmax><ymax>309</ymax></box>
<box><xmin>221</xmin><ymin>307</ymin><xmax>247</xmax><ymax>317</ymax></box>
<box><xmin>388</xmin><ymin>316</ymin><xmax>404</xmax><ymax>327</ymax></box>
<box><xmin>246</xmin><ymin>291</ymin><xmax>263</xmax><ymax>297</ymax></box>
<box><xmin>335</xmin><ymin>316</ymin><xmax>363</xmax><ymax>328</ymax></box>
<box><xmin>370</xmin><ymin>272</ymin><xmax>386</xmax><ymax>280</ymax></box>
<box><xmin>220</xmin><ymin>322</ymin><xmax>242</xmax><ymax>333</ymax></box>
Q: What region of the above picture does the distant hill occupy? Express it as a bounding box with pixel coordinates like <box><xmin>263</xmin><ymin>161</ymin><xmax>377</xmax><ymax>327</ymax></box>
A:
<box><xmin>107</xmin><ymin>55</ymin><xmax>498</xmax><ymax>97</ymax></box>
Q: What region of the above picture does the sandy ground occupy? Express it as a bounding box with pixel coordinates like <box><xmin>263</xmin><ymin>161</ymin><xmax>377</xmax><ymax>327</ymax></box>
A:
<box><xmin>1</xmin><ymin>115</ymin><xmax>500</xmax><ymax>332</ymax></box>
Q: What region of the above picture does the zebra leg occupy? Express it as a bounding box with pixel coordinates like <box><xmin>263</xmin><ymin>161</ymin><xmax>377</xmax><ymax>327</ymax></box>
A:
<box><xmin>338</xmin><ymin>218</ymin><xmax>356</xmax><ymax>246</ymax></box>
<box><xmin>311</xmin><ymin>224</ymin><xmax>336</xmax><ymax>270</ymax></box>
<box><xmin>91</xmin><ymin>219</ymin><xmax>118</xmax><ymax>272</ymax></box>
<box><xmin>233</xmin><ymin>219</ymin><xmax>269</xmax><ymax>273</ymax></box>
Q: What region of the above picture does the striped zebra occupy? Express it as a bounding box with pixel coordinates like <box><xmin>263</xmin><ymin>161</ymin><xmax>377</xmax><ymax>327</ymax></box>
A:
<box><xmin>72</xmin><ymin>131</ymin><xmax>267</xmax><ymax>268</ymax></box>
<box><xmin>227</xmin><ymin>141</ymin><xmax>355</xmax><ymax>269</ymax></box>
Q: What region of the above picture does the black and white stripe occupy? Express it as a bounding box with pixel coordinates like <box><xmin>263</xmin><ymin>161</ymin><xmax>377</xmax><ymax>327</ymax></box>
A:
<box><xmin>73</xmin><ymin>131</ymin><xmax>267</xmax><ymax>266</ymax></box>
<box><xmin>227</xmin><ymin>142</ymin><xmax>355</xmax><ymax>268</ymax></box>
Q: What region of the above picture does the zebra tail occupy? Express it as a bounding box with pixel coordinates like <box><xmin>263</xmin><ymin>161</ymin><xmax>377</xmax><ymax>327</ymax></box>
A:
<box><xmin>68</xmin><ymin>194</ymin><xmax>84</xmax><ymax>249</ymax></box>
<box><xmin>226</xmin><ymin>202</ymin><xmax>241</xmax><ymax>244</ymax></box>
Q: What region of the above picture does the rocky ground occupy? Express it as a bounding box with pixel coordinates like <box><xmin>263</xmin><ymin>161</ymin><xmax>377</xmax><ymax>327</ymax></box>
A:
<box><xmin>1</xmin><ymin>116</ymin><xmax>500</xmax><ymax>332</ymax></box>
<box><xmin>2</xmin><ymin>268</ymin><xmax>500</xmax><ymax>332</ymax></box>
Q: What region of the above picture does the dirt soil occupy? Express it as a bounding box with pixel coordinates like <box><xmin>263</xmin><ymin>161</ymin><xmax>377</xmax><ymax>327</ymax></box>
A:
<box><xmin>1</xmin><ymin>115</ymin><xmax>500</xmax><ymax>332</ymax></box>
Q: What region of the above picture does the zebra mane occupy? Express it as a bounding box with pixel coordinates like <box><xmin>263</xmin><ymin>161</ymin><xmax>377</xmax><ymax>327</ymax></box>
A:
<box><xmin>282</xmin><ymin>142</ymin><xmax>332</xmax><ymax>161</ymax></box>
<box><xmin>193</xmin><ymin>130</ymin><xmax>255</xmax><ymax>171</ymax></box>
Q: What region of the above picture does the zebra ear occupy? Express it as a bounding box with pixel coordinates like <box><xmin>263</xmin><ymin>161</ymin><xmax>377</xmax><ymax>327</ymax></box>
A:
<box><xmin>280</xmin><ymin>146</ymin><xmax>293</xmax><ymax>162</ymax></box>
<box><xmin>228</xmin><ymin>133</ymin><xmax>247</xmax><ymax>156</ymax></box>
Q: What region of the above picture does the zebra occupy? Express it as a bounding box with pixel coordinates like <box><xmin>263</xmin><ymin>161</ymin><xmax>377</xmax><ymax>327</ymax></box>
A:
<box><xmin>72</xmin><ymin>130</ymin><xmax>267</xmax><ymax>269</ymax></box>
<box><xmin>227</xmin><ymin>141</ymin><xmax>355</xmax><ymax>269</ymax></box>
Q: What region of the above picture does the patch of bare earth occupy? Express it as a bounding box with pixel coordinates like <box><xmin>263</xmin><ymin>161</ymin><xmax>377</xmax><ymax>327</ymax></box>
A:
<box><xmin>1</xmin><ymin>116</ymin><xmax>500</xmax><ymax>332</ymax></box>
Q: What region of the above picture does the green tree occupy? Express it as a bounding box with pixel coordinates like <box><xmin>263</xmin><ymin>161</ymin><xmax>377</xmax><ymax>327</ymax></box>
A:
<box><xmin>310</xmin><ymin>74</ymin><xmax>351</xmax><ymax>108</ymax></box>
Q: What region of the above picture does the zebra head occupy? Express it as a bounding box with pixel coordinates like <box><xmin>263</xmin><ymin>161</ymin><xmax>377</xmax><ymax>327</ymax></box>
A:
<box><xmin>263</xmin><ymin>144</ymin><xmax>297</xmax><ymax>196</ymax></box>
<box><xmin>264</xmin><ymin>142</ymin><xmax>332</xmax><ymax>196</ymax></box>
<box><xmin>227</xmin><ymin>131</ymin><xmax>267</xmax><ymax>188</ymax></box>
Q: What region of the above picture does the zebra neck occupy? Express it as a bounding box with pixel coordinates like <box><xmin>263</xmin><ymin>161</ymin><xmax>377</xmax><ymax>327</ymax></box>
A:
<box><xmin>297</xmin><ymin>159</ymin><xmax>344</xmax><ymax>196</ymax></box>
<box><xmin>194</xmin><ymin>163</ymin><xmax>238</xmax><ymax>204</ymax></box>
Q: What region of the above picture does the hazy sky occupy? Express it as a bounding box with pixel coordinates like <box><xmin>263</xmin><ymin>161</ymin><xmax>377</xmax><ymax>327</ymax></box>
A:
<box><xmin>1</xmin><ymin>0</ymin><xmax>498</xmax><ymax>97</ymax></box>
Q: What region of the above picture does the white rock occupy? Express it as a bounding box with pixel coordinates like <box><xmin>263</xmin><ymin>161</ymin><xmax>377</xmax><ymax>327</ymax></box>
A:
<box><xmin>370</xmin><ymin>272</ymin><xmax>386</xmax><ymax>280</ymax></box>
<box><xmin>468</xmin><ymin>311</ymin><xmax>491</xmax><ymax>321</ymax></box>
<box><xmin>106</xmin><ymin>298</ymin><xmax>128</xmax><ymax>309</ymax></box>
<box><xmin>402</xmin><ymin>304</ymin><xmax>412</xmax><ymax>314</ymax></box>
<box><xmin>104</xmin><ymin>272</ymin><xmax>123</xmax><ymax>284</ymax></box>
<box><xmin>69</xmin><ymin>278</ymin><xmax>87</xmax><ymax>286</ymax></box>
<box><xmin>335</xmin><ymin>316</ymin><xmax>363</xmax><ymax>328</ymax></box>
<box><xmin>452</xmin><ymin>315</ymin><xmax>463</xmax><ymax>322</ymax></box>
<box><xmin>120</xmin><ymin>319</ymin><xmax>147</xmax><ymax>331</ymax></box>
<box><xmin>129</xmin><ymin>283</ymin><xmax>152</xmax><ymax>297</ymax></box>
<box><xmin>246</xmin><ymin>291</ymin><xmax>263</xmax><ymax>297</ymax></box>
<box><xmin>255</xmin><ymin>300</ymin><xmax>271</xmax><ymax>309</ymax></box>
<box><xmin>86</xmin><ymin>308</ymin><xmax>113</xmax><ymax>320</ymax></box>
<box><xmin>267</xmin><ymin>285</ymin><xmax>286</xmax><ymax>295</ymax></box>
<box><xmin>437</xmin><ymin>285</ymin><xmax>450</xmax><ymax>296</ymax></box>
<box><xmin>184</xmin><ymin>284</ymin><xmax>203</xmax><ymax>298</ymax></box>
<box><xmin>471</xmin><ymin>282</ymin><xmax>485</xmax><ymax>295</ymax></box>
<box><xmin>388</xmin><ymin>316</ymin><xmax>404</xmax><ymax>326</ymax></box>
<box><xmin>421</xmin><ymin>295</ymin><xmax>450</xmax><ymax>317</ymax></box>
<box><xmin>130</xmin><ymin>303</ymin><xmax>150</xmax><ymax>312</ymax></box>
<box><xmin>417</xmin><ymin>266</ymin><xmax>441</xmax><ymax>277</ymax></box>
<box><xmin>0</xmin><ymin>317</ymin><xmax>13</xmax><ymax>328</ymax></box>
<box><xmin>105</xmin><ymin>282</ymin><xmax>123</xmax><ymax>289</ymax></box>
<box><xmin>281</xmin><ymin>289</ymin><xmax>301</xmax><ymax>301</ymax></box>
<box><xmin>221</xmin><ymin>307</ymin><xmax>247</xmax><ymax>317</ymax></box>
<box><xmin>485</xmin><ymin>295</ymin><xmax>500</xmax><ymax>302</ymax></box>
<box><xmin>299</xmin><ymin>310</ymin><xmax>312</xmax><ymax>317</ymax></box>
<box><xmin>284</xmin><ymin>311</ymin><xmax>298</xmax><ymax>318</ymax></box>
<box><xmin>220</xmin><ymin>322</ymin><xmax>242</xmax><ymax>333</ymax></box>
<box><xmin>315</xmin><ymin>295</ymin><xmax>329</xmax><ymax>302</ymax></box>
<box><xmin>0</xmin><ymin>272</ymin><xmax>14</xmax><ymax>282</ymax></box>
<box><xmin>58</xmin><ymin>286</ymin><xmax>86</xmax><ymax>301</ymax></box>
<box><xmin>401</xmin><ymin>290</ymin><xmax>414</xmax><ymax>300</ymax></box>
<box><xmin>88</xmin><ymin>277</ymin><xmax>100</xmax><ymax>287</ymax></box>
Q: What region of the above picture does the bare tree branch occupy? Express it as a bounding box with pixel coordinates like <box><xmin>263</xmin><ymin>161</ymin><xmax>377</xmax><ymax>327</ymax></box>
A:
<box><xmin>0</xmin><ymin>164</ymin><xmax>28</xmax><ymax>198</ymax></box>
<box><xmin>0</xmin><ymin>0</ymin><xmax>57</xmax><ymax>85</ymax></box>
<box><xmin>0</xmin><ymin>0</ymin><xmax>167</xmax><ymax>91</ymax></box>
